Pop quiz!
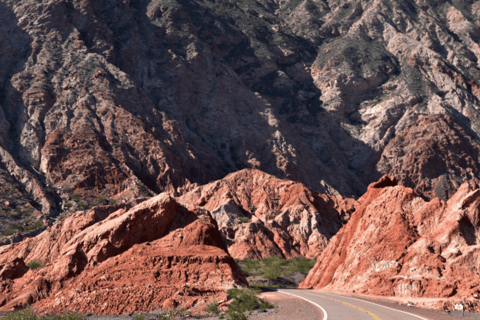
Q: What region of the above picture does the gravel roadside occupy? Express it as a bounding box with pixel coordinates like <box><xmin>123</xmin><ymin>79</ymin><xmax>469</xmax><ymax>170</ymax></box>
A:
<box><xmin>0</xmin><ymin>291</ymin><xmax>322</xmax><ymax>320</ymax></box>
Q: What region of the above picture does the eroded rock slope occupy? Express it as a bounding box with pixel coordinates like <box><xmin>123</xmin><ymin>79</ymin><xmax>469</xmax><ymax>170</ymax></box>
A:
<box><xmin>3</xmin><ymin>0</ymin><xmax>480</xmax><ymax>236</ymax></box>
<box><xmin>0</xmin><ymin>194</ymin><xmax>246</xmax><ymax>314</ymax></box>
<box><xmin>301</xmin><ymin>175</ymin><xmax>480</xmax><ymax>312</ymax></box>
<box><xmin>177</xmin><ymin>169</ymin><xmax>356</xmax><ymax>259</ymax></box>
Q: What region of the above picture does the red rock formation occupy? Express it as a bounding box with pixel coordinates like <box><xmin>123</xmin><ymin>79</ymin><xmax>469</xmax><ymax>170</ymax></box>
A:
<box><xmin>377</xmin><ymin>114</ymin><xmax>480</xmax><ymax>200</ymax></box>
<box><xmin>177</xmin><ymin>169</ymin><xmax>356</xmax><ymax>259</ymax></box>
<box><xmin>0</xmin><ymin>194</ymin><xmax>246</xmax><ymax>314</ymax></box>
<box><xmin>301</xmin><ymin>175</ymin><xmax>480</xmax><ymax>312</ymax></box>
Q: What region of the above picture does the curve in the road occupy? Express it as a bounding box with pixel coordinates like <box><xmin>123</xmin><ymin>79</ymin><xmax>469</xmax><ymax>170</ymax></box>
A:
<box><xmin>277</xmin><ymin>289</ymin><xmax>430</xmax><ymax>320</ymax></box>
<box><xmin>279</xmin><ymin>290</ymin><xmax>329</xmax><ymax>319</ymax></box>
<box><xmin>329</xmin><ymin>293</ymin><xmax>429</xmax><ymax>320</ymax></box>
<box><xmin>305</xmin><ymin>292</ymin><xmax>381</xmax><ymax>320</ymax></box>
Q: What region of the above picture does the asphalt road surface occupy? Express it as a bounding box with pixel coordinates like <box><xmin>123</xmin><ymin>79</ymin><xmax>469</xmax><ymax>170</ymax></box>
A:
<box><xmin>277</xmin><ymin>289</ymin><xmax>430</xmax><ymax>320</ymax></box>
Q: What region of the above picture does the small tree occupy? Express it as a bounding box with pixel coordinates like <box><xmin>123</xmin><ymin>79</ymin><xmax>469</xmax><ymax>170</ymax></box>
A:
<box><xmin>27</xmin><ymin>261</ymin><xmax>44</xmax><ymax>269</ymax></box>
<box><xmin>134</xmin><ymin>314</ymin><xmax>145</xmax><ymax>320</ymax></box>
<box><xmin>204</xmin><ymin>301</ymin><xmax>222</xmax><ymax>316</ymax></box>
<box><xmin>238</xmin><ymin>217</ymin><xmax>249</xmax><ymax>224</ymax></box>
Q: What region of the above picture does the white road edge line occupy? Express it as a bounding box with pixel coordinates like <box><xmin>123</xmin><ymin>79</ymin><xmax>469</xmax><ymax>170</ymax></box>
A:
<box><xmin>277</xmin><ymin>289</ymin><xmax>328</xmax><ymax>320</ymax></box>
<box><xmin>320</xmin><ymin>292</ymin><xmax>429</xmax><ymax>320</ymax></box>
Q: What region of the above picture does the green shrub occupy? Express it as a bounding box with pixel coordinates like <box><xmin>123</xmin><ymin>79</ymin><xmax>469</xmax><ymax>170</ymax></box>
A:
<box><xmin>58</xmin><ymin>213</ymin><xmax>66</xmax><ymax>221</ymax></box>
<box><xmin>1</xmin><ymin>229</ymin><xmax>15</xmax><ymax>236</ymax></box>
<box><xmin>240</xmin><ymin>259</ymin><xmax>262</xmax><ymax>277</ymax></box>
<box><xmin>110</xmin><ymin>199</ymin><xmax>116</xmax><ymax>205</ymax></box>
<box><xmin>27</xmin><ymin>261</ymin><xmax>44</xmax><ymax>269</ymax></box>
<box><xmin>204</xmin><ymin>301</ymin><xmax>221</xmax><ymax>316</ymax></box>
<box><xmin>248</xmin><ymin>281</ymin><xmax>268</xmax><ymax>288</ymax></box>
<box><xmin>9</xmin><ymin>222</ymin><xmax>22</xmax><ymax>230</ymax></box>
<box><xmin>72</xmin><ymin>194</ymin><xmax>80</xmax><ymax>202</ymax></box>
<box><xmin>226</xmin><ymin>288</ymin><xmax>274</xmax><ymax>320</ymax></box>
<box><xmin>64</xmin><ymin>202</ymin><xmax>73</xmax><ymax>208</ymax></box>
<box><xmin>47</xmin><ymin>187</ymin><xmax>56</xmax><ymax>194</ymax></box>
<box><xmin>2</xmin><ymin>305</ymin><xmax>88</xmax><ymax>320</ymax></box>
<box><xmin>238</xmin><ymin>217</ymin><xmax>249</xmax><ymax>224</ymax></box>
<box><xmin>134</xmin><ymin>314</ymin><xmax>145</xmax><ymax>320</ymax></box>
<box><xmin>25</xmin><ymin>221</ymin><xmax>42</xmax><ymax>232</ymax></box>
<box><xmin>261</xmin><ymin>257</ymin><xmax>288</xmax><ymax>283</ymax></box>
<box><xmin>97</xmin><ymin>197</ymin><xmax>106</xmax><ymax>204</ymax></box>
<box><xmin>290</xmin><ymin>258</ymin><xmax>315</xmax><ymax>274</ymax></box>
<box><xmin>2</xmin><ymin>305</ymin><xmax>40</xmax><ymax>320</ymax></box>
<box><xmin>226</xmin><ymin>311</ymin><xmax>248</xmax><ymax>320</ymax></box>
<box><xmin>238</xmin><ymin>256</ymin><xmax>316</xmax><ymax>285</ymax></box>
<box><xmin>157</xmin><ymin>310</ymin><xmax>188</xmax><ymax>320</ymax></box>
<box><xmin>78</xmin><ymin>202</ymin><xmax>88</xmax><ymax>210</ymax></box>
<box><xmin>23</xmin><ymin>206</ymin><xmax>33</xmax><ymax>214</ymax></box>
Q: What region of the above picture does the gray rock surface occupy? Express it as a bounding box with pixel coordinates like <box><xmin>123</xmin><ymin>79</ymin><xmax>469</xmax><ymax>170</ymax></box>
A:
<box><xmin>1</xmin><ymin>0</ymin><xmax>480</xmax><ymax>238</ymax></box>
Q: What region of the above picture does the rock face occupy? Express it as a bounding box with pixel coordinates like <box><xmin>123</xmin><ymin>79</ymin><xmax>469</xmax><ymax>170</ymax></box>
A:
<box><xmin>377</xmin><ymin>114</ymin><xmax>480</xmax><ymax>200</ymax></box>
<box><xmin>177</xmin><ymin>169</ymin><xmax>356</xmax><ymax>259</ymax></box>
<box><xmin>3</xmin><ymin>0</ymin><xmax>480</xmax><ymax>235</ymax></box>
<box><xmin>301</xmin><ymin>176</ymin><xmax>480</xmax><ymax>312</ymax></box>
<box><xmin>0</xmin><ymin>194</ymin><xmax>246</xmax><ymax>314</ymax></box>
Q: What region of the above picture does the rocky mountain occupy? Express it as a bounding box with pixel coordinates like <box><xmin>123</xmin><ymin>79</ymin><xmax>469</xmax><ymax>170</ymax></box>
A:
<box><xmin>301</xmin><ymin>175</ymin><xmax>480</xmax><ymax>312</ymax></box>
<box><xmin>177</xmin><ymin>168</ymin><xmax>356</xmax><ymax>259</ymax></box>
<box><xmin>377</xmin><ymin>114</ymin><xmax>480</xmax><ymax>200</ymax></box>
<box><xmin>1</xmin><ymin>0</ymin><xmax>480</xmax><ymax>313</ymax></box>
<box><xmin>3</xmin><ymin>0</ymin><xmax>480</xmax><ymax>238</ymax></box>
<box><xmin>0</xmin><ymin>193</ymin><xmax>246</xmax><ymax>314</ymax></box>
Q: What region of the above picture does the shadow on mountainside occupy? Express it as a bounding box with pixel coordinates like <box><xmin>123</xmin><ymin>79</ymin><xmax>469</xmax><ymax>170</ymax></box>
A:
<box><xmin>94</xmin><ymin>0</ymin><xmax>380</xmax><ymax>198</ymax></box>
<box><xmin>0</xmin><ymin>0</ymin><xmax>32</xmax><ymax>157</ymax></box>
<box><xmin>0</xmin><ymin>1</ymin><xmax>57</xmax><ymax>242</ymax></box>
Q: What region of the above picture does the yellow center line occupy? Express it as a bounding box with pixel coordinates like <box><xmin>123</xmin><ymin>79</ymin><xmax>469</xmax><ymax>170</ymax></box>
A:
<box><xmin>303</xmin><ymin>292</ymin><xmax>382</xmax><ymax>320</ymax></box>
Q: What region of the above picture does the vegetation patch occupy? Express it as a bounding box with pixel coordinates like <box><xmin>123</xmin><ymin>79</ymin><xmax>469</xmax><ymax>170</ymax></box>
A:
<box><xmin>27</xmin><ymin>261</ymin><xmax>44</xmax><ymax>269</ymax></box>
<box><xmin>237</xmin><ymin>256</ymin><xmax>316</xmax><ymax>288</ymax></box>
<box><xmin>226</xmin><ymin>287</ymin><xmax>274</xmax><ymax>320</ymax></box>
<box><xmin>1</xmin><ymin>305</ymin><xmax>87</xmax><ymax>320</ymax></box>
<box><xmin>157</xmin><ymin>310</ymin><xmax>190</xmax><ymax>320</ymax></box>
<box><xmin>1</xmin><ymin>229</ymin><xmax>16</xmax><ymax>236</ymax></box>
<box><xmin>204</xmin><ymin>288</ymin><xmax>274</xmax><ymax>320</ymax></box>
<box><xmin>238</xmin><ymin>217</ymin><xmax>249</xmax><ymax>224</ymax></box>
<box><xmin>25</xmin><ymin>221</ymin><xmax>43</xmax><ymax>232</ymax></box>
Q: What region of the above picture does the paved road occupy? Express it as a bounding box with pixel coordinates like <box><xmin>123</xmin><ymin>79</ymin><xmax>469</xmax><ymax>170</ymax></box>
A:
<box><xmin>277</xmin><ymin>289</ymin><xmax>429</xmax><ymax>320</ymax></box>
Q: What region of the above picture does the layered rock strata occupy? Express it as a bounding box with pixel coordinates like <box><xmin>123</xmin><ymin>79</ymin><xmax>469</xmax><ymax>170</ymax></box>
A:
<box><xmin>177</xmin><ymin>169</ymin><xmax>356</xmax><ymax>259</ymax></box>
<box><xmin>301</xmin><ymin>176</ymin><xmax>480</xmax><ymax>312</ymax></box>
<box><xmin>0</xmin><ymin>194</ymin><xmax>246</xmax><ymax>314</ymax></box>
<box><xmin>3</xmin><ymin>0</ymin><xmax>480</xmax><ymax>228</ymax></box>
<box><xmin>377</xmin><ymin>114</ymin><xmax>480</xmax><ymax>200</ymax></box>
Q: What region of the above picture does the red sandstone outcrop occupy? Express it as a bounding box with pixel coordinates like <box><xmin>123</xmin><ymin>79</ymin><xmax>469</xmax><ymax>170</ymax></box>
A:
<box><xmin>177</xmin><ymin>169</ymin><xmax>356</xmax><ymax>259</ymax></box>
<box><xmin>301</xmin><ymin>176</ymin><xmax>480</xmax><ymax>312</ymax></box>
<box><xmin>377</xmin><ymin>114</ymin><xmax>480</xmax><ymax>200</ymax></box>
<box><xmin>0</xmin><ymin>194</ymin><xmax>246</xmax><ymax>314</ymax></box>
